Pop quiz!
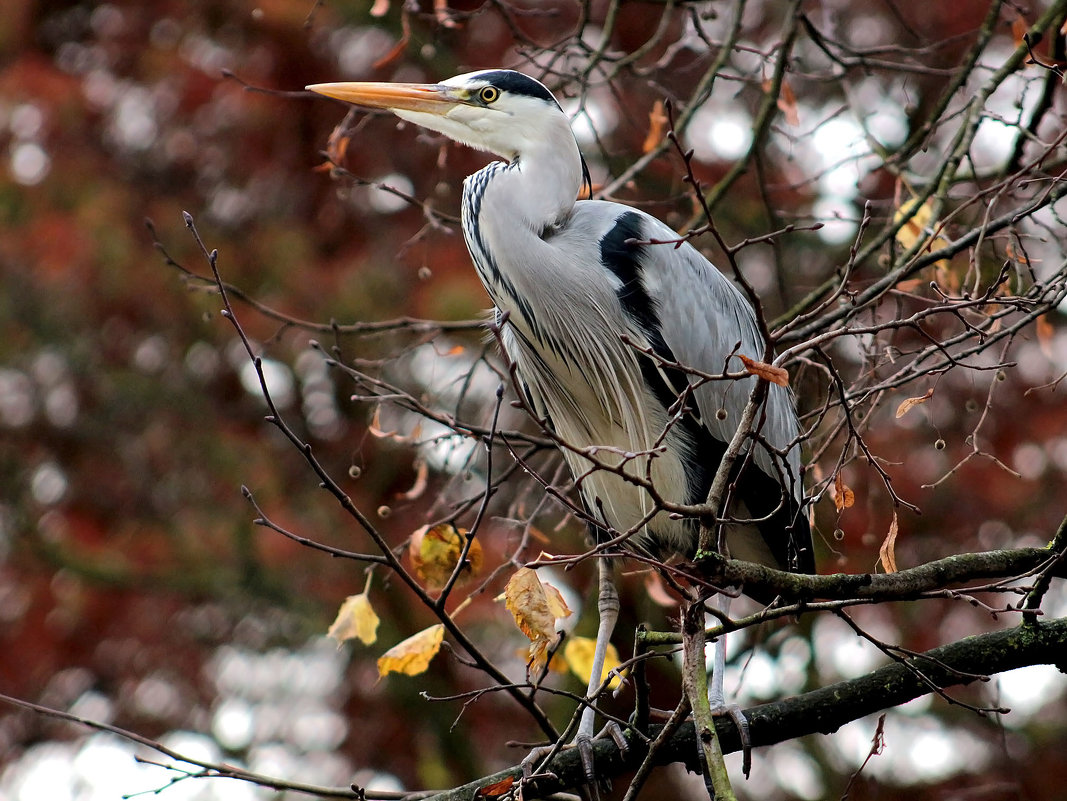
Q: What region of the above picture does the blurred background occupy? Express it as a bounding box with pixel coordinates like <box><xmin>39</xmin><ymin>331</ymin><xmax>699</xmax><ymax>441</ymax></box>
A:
<box><xmin>1</xmin><ymin>0</ymin><xmax>1065</xmax><ymax>799</ymax></box>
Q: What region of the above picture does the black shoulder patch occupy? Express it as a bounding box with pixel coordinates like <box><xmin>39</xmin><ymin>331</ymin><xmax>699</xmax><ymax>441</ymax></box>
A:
<box><xmin>474</xmin><ymin>70</ymin><xmax>560</xmax><ymax>109</ymax></box>
<box><xmin>600</xmin><ymin>212</ymin><xmax>656</xmax><ymax>335</ymax></box>
<box><xmin>601</xmin><ymin>212</ymin><xmax>698</xmax><ymax>420</ymax></box>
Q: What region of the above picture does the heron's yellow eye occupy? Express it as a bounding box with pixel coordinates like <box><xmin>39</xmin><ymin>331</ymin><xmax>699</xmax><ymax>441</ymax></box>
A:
<box><xmin>478</xmin><ymin>86</ymin><xmax>500</xmax><ymax>104</ymax></box>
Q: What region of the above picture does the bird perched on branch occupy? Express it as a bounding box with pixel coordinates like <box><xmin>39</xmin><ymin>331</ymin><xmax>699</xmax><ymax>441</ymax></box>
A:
<box><xmin>308</xmin><ymin>68</ymin><xmax>813</xmax><ymax>772</ymax></box>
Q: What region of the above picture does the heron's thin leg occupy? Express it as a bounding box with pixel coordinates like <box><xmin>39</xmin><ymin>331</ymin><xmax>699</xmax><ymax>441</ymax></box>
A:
<box><xmin>708</xmin><ymin>594</ymin><xmax>752</xmax><ymax>777</ymax></box>
<box><xmin>578</xmin><ymin>556</ymin><xmax>620</xmax><ymax>740</ymax></box>
<box><xmin>521</xmin><ymin>556</ymin><xmax>621</xmax><ymax>793</ymax></box>
<box><xmin>708</xmin><ymin>594</ymin><xmax>730</xmax><ymax>709</ymax></box>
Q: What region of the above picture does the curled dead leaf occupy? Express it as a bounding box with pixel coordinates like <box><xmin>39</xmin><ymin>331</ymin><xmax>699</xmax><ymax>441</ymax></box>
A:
<box><xmin>372</xmin><ymin>12</ymin><xmax>410</xmax><ymax>70</ymax></box>
<box><xmin>643</xmin><ymin>99</ymin><xmax>668</xmax><ymax>154</ymax></box>
<box><xmin>504</xmin><ymin>568</ymin><xmax>571</xmax><ymax>675</ymax></box>
<box><xmin>396</xmin><ymin>459</ymin><xmax>429</xmax><ymax>501</ymax></box>
<box><xmin>895</xmin><ymin>388</ymin><xmax>934</xmax><ymax>419</ymax></box>
<box><xmin>879</xmin><ymin>513</ymin><xmax>899</xmax><ymax>573</ymax></box>
<box><xmin>777</xmin><ymin>79</ymin><xmax>800</xmax><ymax>126</ymax></box>
<box><xmin>1036</xmin><ymin>314</ymin><xmax>1054</xmax><ymax>359</ymax></box>
<box><xmin>377</xmin><ymin>624</ymin><xmax>445</xmax><ymax>678</ymax></box>
<box><xmin>408</xmin><ymin>523</ymin><xmax>482</xmax><ymax>591</ymax></box>
<box><xmin>368</xmin><ymin>406</ymin><xmax>398</xmax><ymax>439</ymax></box>
<box><xmin>833</xmin><ymin>473</ymin><xmax>855</xmax><ymax>512</ymax></box>
<box><xmin>326</xmin><ymin>590</ymin><xmax>380</xmax><ymax>647</ymax></box>
<box><xmin>738</xmin><ymin>354</ymin><xmax>790</xmax><ymax>387</ymax></box>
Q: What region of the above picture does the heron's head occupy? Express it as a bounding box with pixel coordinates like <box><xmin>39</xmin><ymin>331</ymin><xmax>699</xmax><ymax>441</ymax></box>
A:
<box><xmin>307</xmin><ymin>70</ymin><xmax>572</xmax><ymax>162</ymax></box>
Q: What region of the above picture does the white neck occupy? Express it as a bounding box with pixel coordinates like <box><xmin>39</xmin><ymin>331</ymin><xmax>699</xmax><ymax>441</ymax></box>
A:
<box><xmin>482</xmin><ymin>117</ymin><xmax>584</xmax><ymax>232</ymax></box>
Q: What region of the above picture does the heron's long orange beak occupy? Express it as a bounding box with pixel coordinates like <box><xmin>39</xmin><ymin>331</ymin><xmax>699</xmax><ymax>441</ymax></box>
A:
<box><xmin>305</xmin><ymin>82</ymin><xmax>459</xmax><ymax>115</ymax></box>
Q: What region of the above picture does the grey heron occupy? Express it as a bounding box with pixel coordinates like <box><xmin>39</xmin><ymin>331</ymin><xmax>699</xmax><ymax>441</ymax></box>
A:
<box><xmin>308</xmin><ymin>68</ymin><xmax>813</xmax><ymax>771</ymax></box>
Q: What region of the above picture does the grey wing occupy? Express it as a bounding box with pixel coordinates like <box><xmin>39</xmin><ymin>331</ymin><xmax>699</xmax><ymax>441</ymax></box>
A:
<box><xmin>631</xmin><ymin>213</ymin><xmax>812</xmax><ymax>571</ymax></box>
<box><xmin>639</xmin><ymin>225</ymin><xmax>802</xmax><ymax>491</ymax></box>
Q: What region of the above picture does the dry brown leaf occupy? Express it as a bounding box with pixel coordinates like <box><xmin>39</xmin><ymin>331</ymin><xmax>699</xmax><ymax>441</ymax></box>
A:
<box><xmin>879</xmin><ymin>513</ymin><xmax>899</xmax><ymax>573</ymax></box>
<box><xmin>895</xmin><ymin>278</ymin><xmax>925</xmax><ymax>293</ymax></box>
<box><xmin>313</xmin><ymin>125</ymin><xmax>351</xmax><ymax>173</ymax></box>
<box><xmin>326</xmin><ymin>590</ymin><xmax>380</xmax><ymax>647</ymax></box>
<box><xmin>777</xmin><ymin>79</ymin><xmax>800</xmax><ymax>126</ymax></box>
<box><xmin>408</xmin><ymin>523</ymin><xmax>482</xmax><ymax>591</ymax></box>
<box><xmin>643</xmin><ymin>99</ymin><xmax>668</xmax><ymax>154</ymax></box>
<box><xmin>1005</xmin><ymin>241</ymin><xmax>1032</xmax><ymax>268</ymax></box>
<box><xmin>377</xmin><ymin>624</ymin><xmax>445</xmax><ymax>677</ymax></box>
<box><xmin>1036</xmin><ymin>314</ymin><xmax>1054</xmax><ymax>358</ymax></box>
<box><xmin>833</xmin><ymin>473</ymin><xmax>855</xmax><ymax>512</ymax></box>
<box><xmin>504</xmin><ymin>568</ymin><xmax>561</xmax><ymax>640</ymax></box>
<box><xmin>738</xmin><ymin>354</ymin><xmax>790</xmax><ymax>387</ymax></box>
<box><xmin>475</xmin><ymin>776</ymin><xmax>516</xmax><ymax>798</ymax></box>
<box><xmin>372</xmin><ymin>12</ymin><xmax>411</xmax><ymax>70</ymax></box>
<box><xmin>895</xmin><ymin>389</ymin><xmax>934</xmax><ymax>419</ymax></box>
<box><xmin>396</xmin><ymin>459</ymin><xmax>429</xmax><ymax>501</ymax></box>
<box><xmin>563</xmin><ymin>636</ymin><xmax>622</xmax><ymax>690</ymax></box>
<box><xmin>1012</xmin><ymin>13</ymin><xmax>1029</xmax><ymax>48</ymax></box>
<box><xmin>368</xmin><ymin>406</ymin><xmax>398</xmax><ymax>439</ymax></box>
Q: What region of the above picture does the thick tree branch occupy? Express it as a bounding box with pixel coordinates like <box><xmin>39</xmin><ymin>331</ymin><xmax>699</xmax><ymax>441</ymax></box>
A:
<box><xmin>425</xmin><ymin>615</ymin><xmax>1067</xmax><ymax>800</ymax></box>
<box><xmin>697</xmin><ymin>542</ymin><xmax>1067</xmax><ymax>603</ymax></box>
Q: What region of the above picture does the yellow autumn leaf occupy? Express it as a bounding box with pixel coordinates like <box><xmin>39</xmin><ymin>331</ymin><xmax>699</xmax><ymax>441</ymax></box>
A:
<box><xmin>377</xmin><ymin>624</ymin><xmax>445</xmax><ymax>678</ymax></box>
<box><xmin>894</xmin><ymin>197</ymin><xmax>951</xmax><ymax>268</ymax></box>
<box><xmin>504</xmin><ymin>568</ymin><xmax>570</xmax><ymax>675</ymax></box>
<box><xmin>563</xmin><ymin>636</ymin><xmax>623</xmax><ymax>690</ymax></box>
<box><xmin>326</xmin><ymin>590</ymin><xmax>380</xmax><ymax>647</ymax></box>
<box><xmin>895</xmin><ymin>388</ymin><xmax>934</xmax><ymax>419</ymax></box>
<box><xmin>542</xmin><ymin>580</ymin><xmax>573</xmax><ymax>622</ymax></box>
<box><xmin>408</xmin><ymin>524</ymin><xmax>483</xmax><ymax>591</ymax></box>
<box><xmin>504</xmin><ymin>568</ymin><xmax>558</xmax><ymax>641</ymax></box>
